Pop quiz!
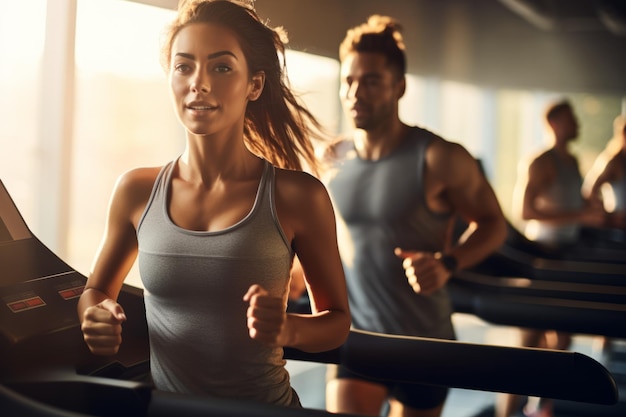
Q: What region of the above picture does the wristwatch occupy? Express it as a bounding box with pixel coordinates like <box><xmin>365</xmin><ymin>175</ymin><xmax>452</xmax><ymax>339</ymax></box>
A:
<box><xmin>434</xmin><ymin>252</ymin><xmax>458</xmax><ymax>273</ymax></box>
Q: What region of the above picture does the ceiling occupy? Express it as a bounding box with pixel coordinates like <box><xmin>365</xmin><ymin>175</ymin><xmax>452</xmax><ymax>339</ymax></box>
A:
<box><xmin>136</xmin><ymin>0</ymin><xmax>626</xmax><ymax>37</ymax></box>
<box><xmin>127</xmin><ymin>0</ymin><xmax>626</xmax><ymax>93</ymax></box>
<box><xmin>137</xmin><ymin>0</ymin><xmax>626</xmax><ymax>36</ymax></box>
<box><xmin>497</xmin><ymin>0</ymin><xmax>626</xmax><ymax>36</ymax></box>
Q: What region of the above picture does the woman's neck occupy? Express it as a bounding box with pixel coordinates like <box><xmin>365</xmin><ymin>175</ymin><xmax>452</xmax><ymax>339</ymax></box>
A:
<box><xmin>180</xmin><ymin>132</ymin><xmax>261</xmax><ymax>185</ymax></box>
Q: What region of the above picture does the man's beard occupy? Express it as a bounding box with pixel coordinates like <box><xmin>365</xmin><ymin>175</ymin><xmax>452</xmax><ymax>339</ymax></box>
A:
<box><xmin>353</xmin><ymin>103</ymin><xmax>394</xmax><ymax>131</ymax></box>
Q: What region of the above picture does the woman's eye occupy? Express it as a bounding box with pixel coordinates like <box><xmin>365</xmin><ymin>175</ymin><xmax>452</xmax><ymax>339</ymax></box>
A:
<box><xmin>214</xmin><ymin>64</ymin><xmax>231</xmax><ymax>73</ymax></box>
<box><xmin>174</xmin><ymin>63</ymin><xmax>190</xmax><ymax>73</ymax></box>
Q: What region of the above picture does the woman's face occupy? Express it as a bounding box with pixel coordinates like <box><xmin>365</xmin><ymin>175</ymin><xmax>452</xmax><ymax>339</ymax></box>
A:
<box><xmin>168</xmin><ymin>22</ymin><xmax>262</xmax><ymax>137</ymax></box>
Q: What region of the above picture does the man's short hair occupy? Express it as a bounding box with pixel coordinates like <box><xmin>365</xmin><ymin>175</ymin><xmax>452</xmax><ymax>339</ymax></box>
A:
<box><xmin>339</xmin><ymin>15</ymin><xmax>407</xmax><ymax>77</ymax></box>
<box><xmin>545</xmin><ymin>100</ymin><xmax>573</xmax><ymax>123</ymax></box>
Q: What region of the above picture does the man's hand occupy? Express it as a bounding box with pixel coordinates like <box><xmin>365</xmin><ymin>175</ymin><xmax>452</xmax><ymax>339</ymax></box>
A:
<box><xmin>394</xmin><ymin>248</ymin><xmax>452</xmax><ymax>295</ymax></box>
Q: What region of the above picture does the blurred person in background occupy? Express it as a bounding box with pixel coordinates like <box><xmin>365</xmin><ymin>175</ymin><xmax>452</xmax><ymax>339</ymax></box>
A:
<box><xmin>322</xmin><ymin>15</ymin><xmax>507</xmax><ymax>417</ymax></box>
<box><xmin>513</xmin><ymin>99</ymin><xmax>605</xmax><ymax>249</ymax></box>
<box><xmin>502</xmin><ymin>99</ymin><xmax>606</xmax><ymax>417</ymax></box>
<box><xmin>583</xmin><ymin>114</ymin><xmax>626</xmax><ymax>232</ymax></box>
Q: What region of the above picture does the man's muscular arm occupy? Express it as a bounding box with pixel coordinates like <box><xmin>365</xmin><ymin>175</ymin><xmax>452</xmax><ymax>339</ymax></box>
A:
<box><xmin>434</xmin><ymin>140</ymin><xmax>507</xmax><ymax>269</ymax></box>
<box><xmin>397</xmin><ymin>140</ymin><xmax>507</xmax><ymax>295</ymax></box>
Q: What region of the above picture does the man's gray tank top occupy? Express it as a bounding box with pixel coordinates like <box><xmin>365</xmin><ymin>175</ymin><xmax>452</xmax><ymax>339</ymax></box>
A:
<box><xmin>327</xmin><ymin>127</ymin><xmax>455</xmax><ymax>340</ymax></box>
<box><xmin>525</xmin><ymin>149</ymin><xmax>584</xmax><ymax>245</ymax></box>
<box><xmin>137</xmin><ymin>158</ymin><xmax>297</xmax><ymax>406</ymax></box>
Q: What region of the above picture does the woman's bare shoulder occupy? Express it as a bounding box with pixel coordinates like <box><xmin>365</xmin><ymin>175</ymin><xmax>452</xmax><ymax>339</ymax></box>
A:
<box><xmin>273</xmin><ymin>168</ymin><xmax>335</xmax><ymax>240</ymax></box>
<box><xmin>115</xmin><ymin>166</ymin><xmax>164</xmax><ymax>192</ymax></box>
<box><xmin>109</xmin><ymin>166</ymin><xmax>166</xmax><ymax>213</ymax></box>
<box><xmin>274</xmin><ymin>168</ymin><xmax>325</xmax><ymax>194</ymax></box>
<box><xmin>273</xmin><ymin>168</ymin><xmax>332</xmax><ymax>214</ymax></box>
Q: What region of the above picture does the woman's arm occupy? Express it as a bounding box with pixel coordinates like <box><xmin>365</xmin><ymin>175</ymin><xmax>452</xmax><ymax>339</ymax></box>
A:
<box><xmin>262</xmin><ymin>170</ymin><xmax>350</xmax><ymax>353</ymax></box>
<box><xmin>77</xmin><ymin>169</ymin><xmax>154</xmax><ymax>355</ymax></box>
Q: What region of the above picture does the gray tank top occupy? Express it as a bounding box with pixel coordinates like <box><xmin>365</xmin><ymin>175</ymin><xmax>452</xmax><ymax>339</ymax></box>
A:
<box><xmin>328</xmin><ymin>127</ymin><xmax>455</xmax><ymax>340</ymax></box>
<box><xmin>525</xmin><ymin>149</ymin><xmax>584</xmax><ymax>245</ymax></box>
<box><xmin>137</xmin><ymin>158</ymin><xmax>297</xmax><ymax>406</ymax></box>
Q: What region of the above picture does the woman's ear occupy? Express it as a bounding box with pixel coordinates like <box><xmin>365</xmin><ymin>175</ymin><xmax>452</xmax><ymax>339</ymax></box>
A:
<box><xmin>248</xmin><ymin>71</ymin><xmax>265</xmax><ymax>101</ymax></box>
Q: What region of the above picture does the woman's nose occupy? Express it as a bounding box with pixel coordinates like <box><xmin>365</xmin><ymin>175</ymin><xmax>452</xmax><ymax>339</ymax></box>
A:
<box><xmin>191</xmin><ymin>72</ymin><xmax>210</xmax><ymax>93</ymax></box>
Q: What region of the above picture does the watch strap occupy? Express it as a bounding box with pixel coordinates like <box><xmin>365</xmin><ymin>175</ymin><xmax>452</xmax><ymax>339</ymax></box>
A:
<box><xmin>435</xmin><ymin>251</ymin><xmax>458</xmax><ymax>272</ymax></box>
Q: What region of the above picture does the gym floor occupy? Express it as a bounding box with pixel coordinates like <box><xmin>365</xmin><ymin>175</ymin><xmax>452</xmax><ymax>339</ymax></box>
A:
<box><xmin>286</xmin><ymin>313</ymin><xmax>611</xmax><ymax>417</ymax></box>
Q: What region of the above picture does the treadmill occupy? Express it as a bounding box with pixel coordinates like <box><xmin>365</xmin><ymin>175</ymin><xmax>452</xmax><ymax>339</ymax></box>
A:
<box><xmin>0</xmin><ymin>180</ymin><xmax>619</xmax><ymax>416</ymax></box>
<box><xmin>447</xmin><ymin>220</ymin><xmax>626</xmax><ymax>416</ymax></box>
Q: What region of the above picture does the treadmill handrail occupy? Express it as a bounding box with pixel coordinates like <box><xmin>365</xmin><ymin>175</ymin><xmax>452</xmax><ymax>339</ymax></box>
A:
<box><xmin>284</xmin><ymin>329</ymin><xmax>618</xmax><ymax>405</ymax></box>
<box><xmin>499</xmin><ymin>243</ymin><xmax>626</xmax><ymax>276</ymax></box>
